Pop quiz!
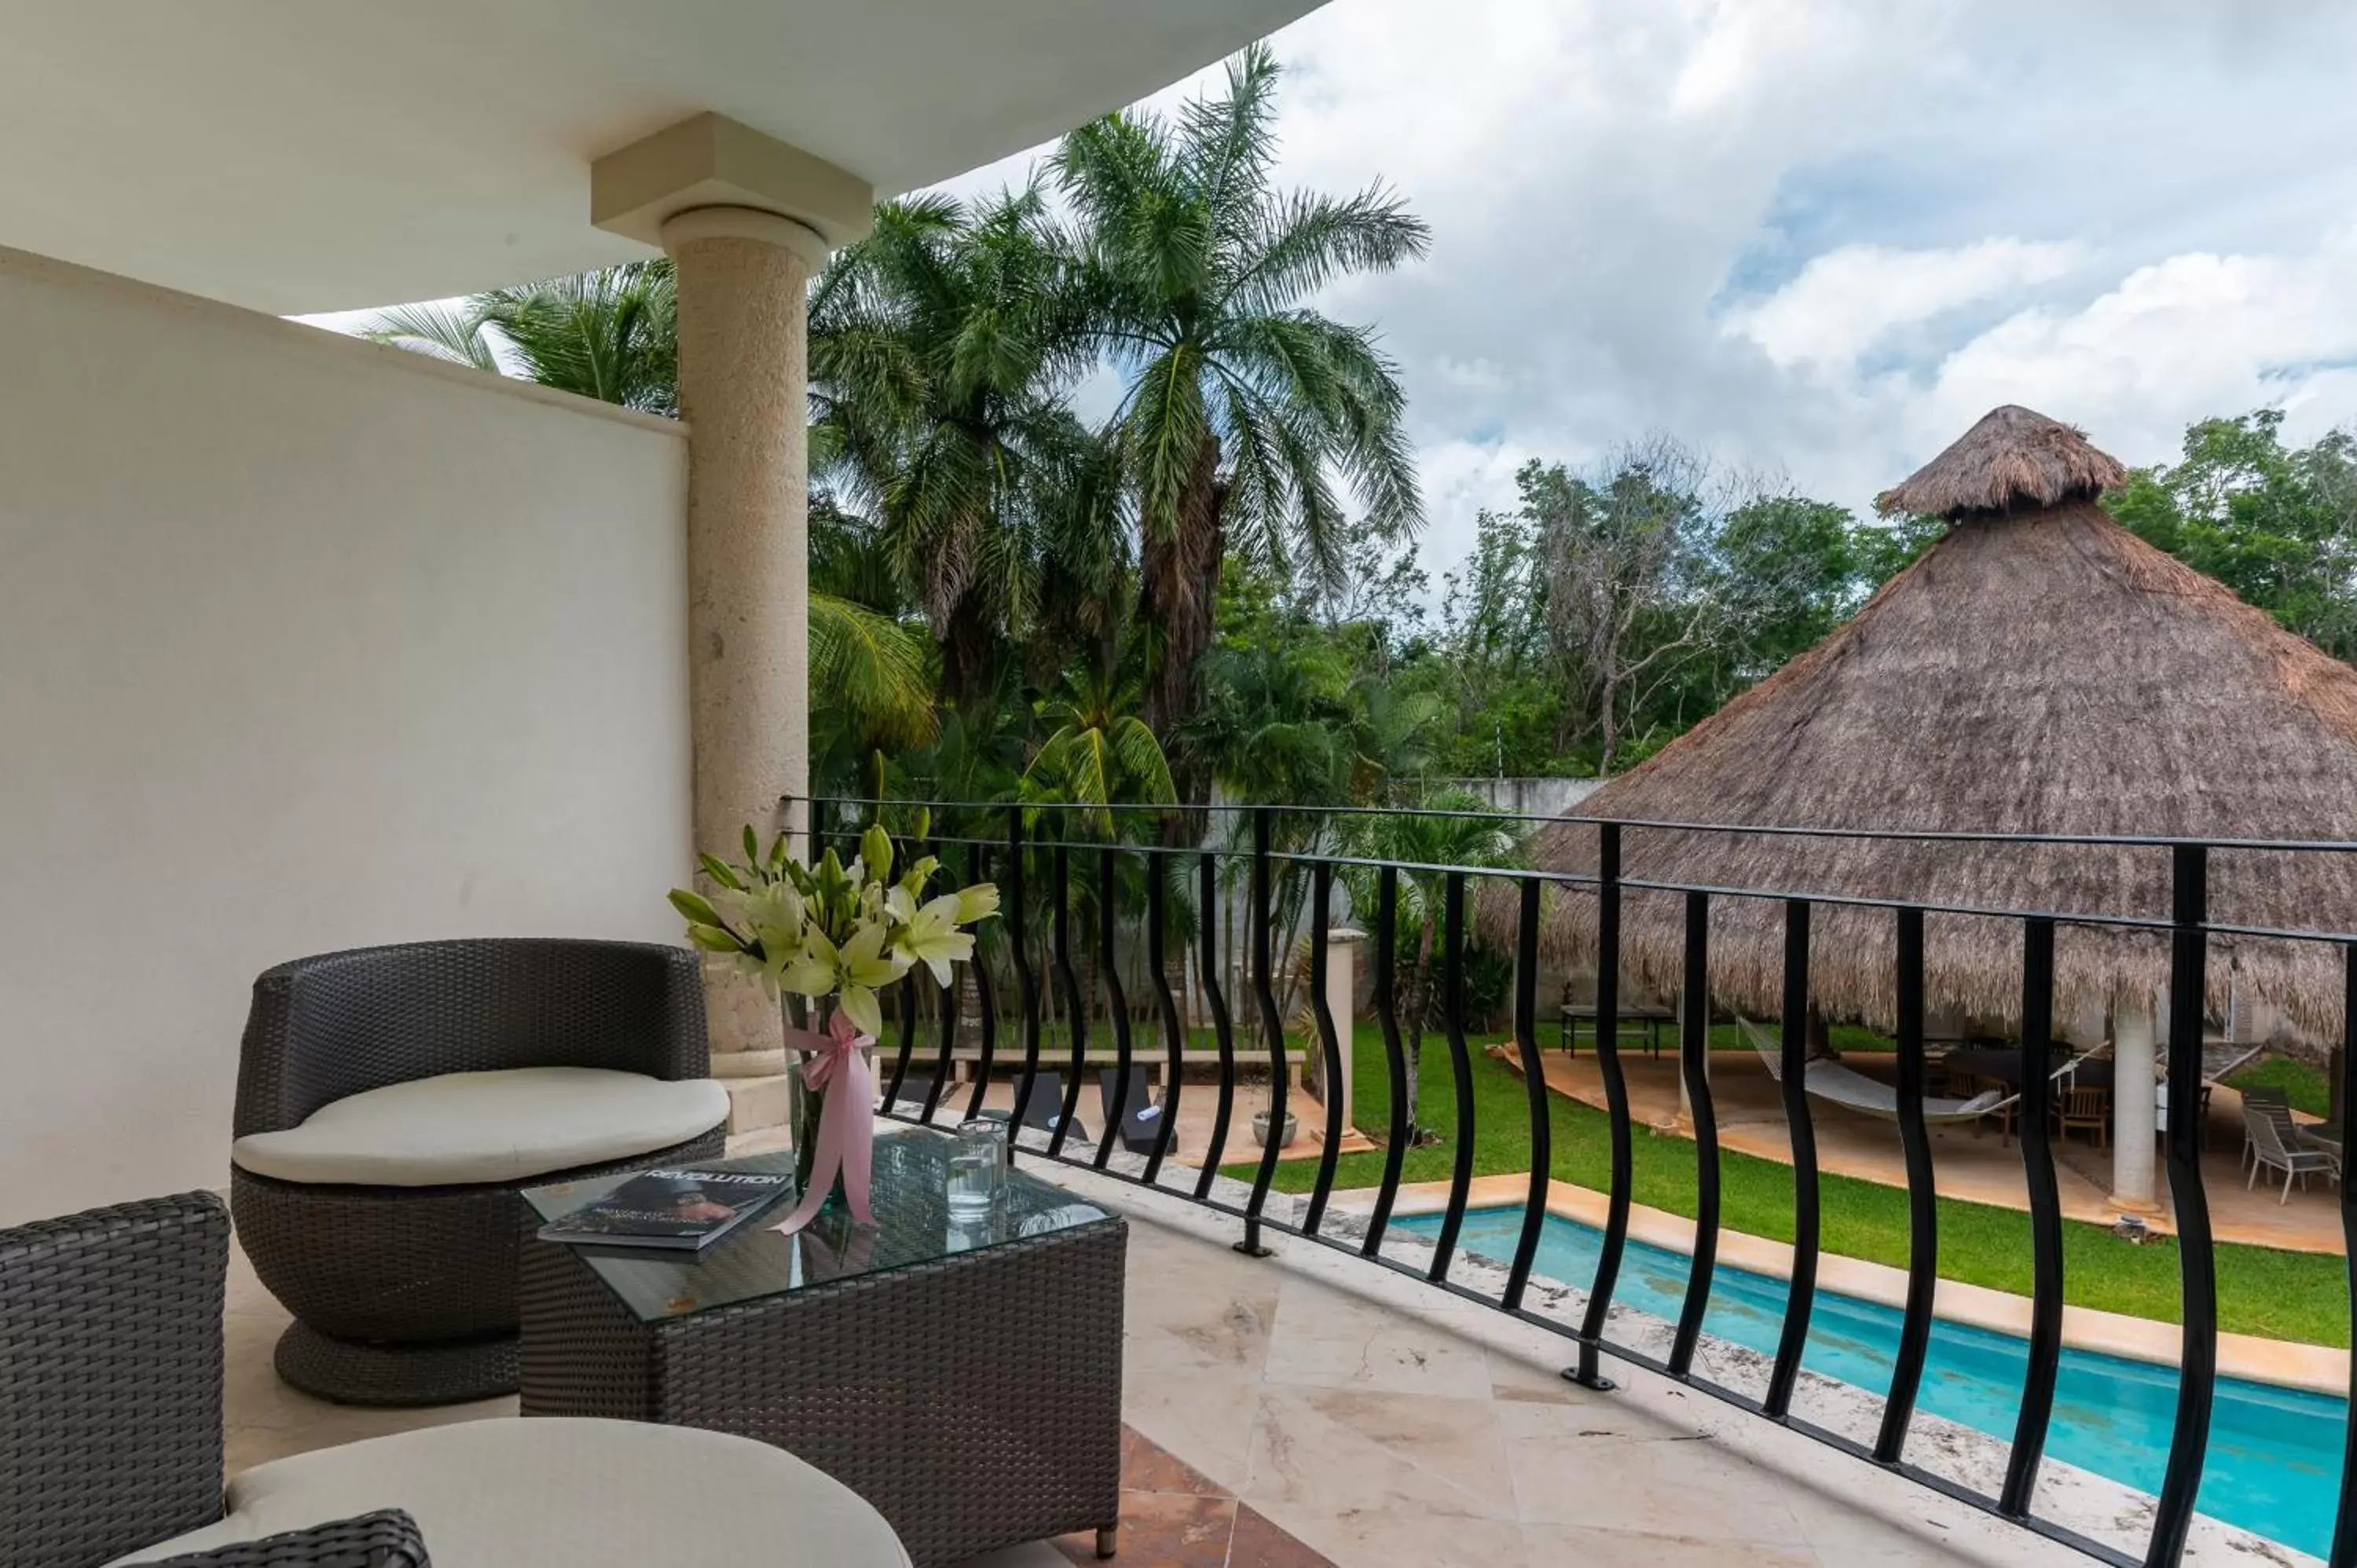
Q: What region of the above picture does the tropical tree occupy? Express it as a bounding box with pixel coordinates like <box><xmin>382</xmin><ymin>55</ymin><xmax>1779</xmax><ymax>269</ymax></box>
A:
<box><xmin>1338</xmin><ymin>795</ymin><xmax>1525</xmax><ymax>1145</ymax></box>
<box><xmin>362</xmin><ymin>261</ymin><xmax>677</xmax><ymax>413</ymax></box>
<box><xmin>1021</xmin><ymin>658</ymin><xmax>1177</xmax><ymax>837</ymax></box>
<box><xmin>1054</xmin><ymin>43</ymin><xmax>1429</xmax><ymax>800</ymax></box>
<box><xmin>810</xmin><ymin>188</ymin><xmax>1120</xmax><ymax>706</ymax></box>
<box><xmin>2106</xmin><ymin>410</ymin><xmax>2357</xmax><ymax>658</ymax></box>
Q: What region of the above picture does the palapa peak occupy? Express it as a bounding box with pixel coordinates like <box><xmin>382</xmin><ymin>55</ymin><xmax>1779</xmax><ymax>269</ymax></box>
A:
<box><xmin>1874</xmin><ymin>405</ymin><xmax>2128</xmax><ymax>520</ymax></box>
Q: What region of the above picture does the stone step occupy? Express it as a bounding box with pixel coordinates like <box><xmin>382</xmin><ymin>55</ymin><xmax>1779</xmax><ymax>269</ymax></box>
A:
<box><xmin>722</xmin><ymin>1072</ymin><xmax>791</xmax><ymax>1134</ymax></box>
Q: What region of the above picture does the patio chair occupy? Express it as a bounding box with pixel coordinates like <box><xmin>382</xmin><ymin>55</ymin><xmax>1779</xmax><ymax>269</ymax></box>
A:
<box><xmin>989</xmin><ymin>1071</ymin><xmax>1087</xmax><ymax>1143</ymax></box>
<box><xmin>2244</xmin><ymin>1105</ymin><xmax>2336</xmax><ymax>1203</ymax></box>
<box><xmin>1098</xmin><ymin>1066</ymin><xmax>1173</xmax><ymax>1156</ymax></box>
<box><xmin>0</xmin><ymin>1192</ymin><xmax>908</xmax><ymax>1568</ymax></box>
<box><xmin>2053</xmin><ymin>1083</ymin><xmax>2110</xmax><ymax>1148</ymax></box>
<box><xmin>229</xmin><ymin>940</ymin><xmax>729</xmax><ymax>1406</ymax></box>
<box><xmin>2239</xmin><ymin>1086</ymin><xmax>2289</xmax><ymax>1173</ymax></box>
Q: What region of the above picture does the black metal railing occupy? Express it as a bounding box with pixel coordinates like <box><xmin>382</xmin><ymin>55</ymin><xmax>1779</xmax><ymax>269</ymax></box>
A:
<box><xmin>791</xmin><ymin>793</ymin><xmax>2357</xmax><ymax>1568</ymax></box>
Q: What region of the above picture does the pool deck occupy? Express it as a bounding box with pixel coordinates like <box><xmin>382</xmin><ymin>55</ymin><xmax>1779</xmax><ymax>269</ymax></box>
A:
<box><xmin>1506</xmin><ymin>1047</ymin><xmax>2348</xmax><ymax>1256</ymax></box>
<box><xmin>1332</xmin><ymin>1174</ymin><xmax>2351</xmax><ymax>1398</ymax></box>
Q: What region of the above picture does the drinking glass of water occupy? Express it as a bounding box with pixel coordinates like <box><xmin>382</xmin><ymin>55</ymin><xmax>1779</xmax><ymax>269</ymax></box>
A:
<box><xmin>947</xmin><ymin>1119</ymin><xmax>1007</xmax><ymax>1222</ymax></box>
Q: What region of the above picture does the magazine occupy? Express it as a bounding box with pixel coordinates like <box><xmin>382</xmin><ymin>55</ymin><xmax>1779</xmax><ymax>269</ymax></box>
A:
<box><xmin>535</xmin><ymin>1167</ymin><xmax>791</xmax><ymax>1252</ymax></box>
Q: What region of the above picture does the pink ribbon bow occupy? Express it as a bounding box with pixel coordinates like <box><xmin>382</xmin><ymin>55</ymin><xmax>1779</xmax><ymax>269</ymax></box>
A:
<box><xmin>772</xmin><ymin>1009</ymin><xmax>878</xmax><ymax>1235</ymax></box>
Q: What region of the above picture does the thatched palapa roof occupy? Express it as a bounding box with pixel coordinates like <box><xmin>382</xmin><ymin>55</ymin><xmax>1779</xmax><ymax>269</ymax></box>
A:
<box><xmin>1507</xmin><ymin>406</ymin><xmax>2357</xmax><ymax>1051</ymax></box>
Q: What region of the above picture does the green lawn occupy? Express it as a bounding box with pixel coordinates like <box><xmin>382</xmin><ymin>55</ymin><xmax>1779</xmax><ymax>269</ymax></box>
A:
<box><xmin>1221</xmin><ymin>1023</ymin><xmax>2350</xmax><ymax>1346</ymax></box>
<box><xmin>2226</xmin><ymin>1056</ymin><xmax>2333</xmax><ymax>1118</ymax></box>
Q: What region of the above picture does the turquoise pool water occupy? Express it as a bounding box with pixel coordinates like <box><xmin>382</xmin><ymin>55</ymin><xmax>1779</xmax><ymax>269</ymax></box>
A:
<box><xmin>1390</xmin><ymin>1207</ymin><xmax>2344</xmax><ymax>1555</ymax></box>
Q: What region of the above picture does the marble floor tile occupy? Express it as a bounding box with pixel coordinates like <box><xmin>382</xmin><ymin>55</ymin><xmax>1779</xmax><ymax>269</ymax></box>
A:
<box><xmin>1261</xmin><ymin>1273</ymin><xmax>1492</xmax><ymax>1398</ymax></box>
<box><xmin>212</xmin><ymin>1187</ymin><xmax>2047</xmax><ymax>1568</ymax></box>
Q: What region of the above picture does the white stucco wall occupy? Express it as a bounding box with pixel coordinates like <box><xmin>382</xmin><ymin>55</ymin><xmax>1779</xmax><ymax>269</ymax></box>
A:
<box><xmin>0</xmin><ymin>248</ymin><xmax>692</xmax><ymax>1222</ymax></box>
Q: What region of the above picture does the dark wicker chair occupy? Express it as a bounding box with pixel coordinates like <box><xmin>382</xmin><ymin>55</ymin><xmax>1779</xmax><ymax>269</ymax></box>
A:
<box><xmin>230</xmin><ymin>939</ymin><xmax>724</xmax><ymax>1405</ymax></box>
<box><xmin>1</xmin><ymin>1191</ymin><xmax>231</xmax><ymax>1568</ymax></box>
<box><xmin>2</xmin><ymin>1193</ymin><xmax>907</xmax><ymax>1568</ymax></box>
<box><xmin>144</xmin><ymin>1510</ymin><xmax>429</xmax><ymax>1567</ymax></box>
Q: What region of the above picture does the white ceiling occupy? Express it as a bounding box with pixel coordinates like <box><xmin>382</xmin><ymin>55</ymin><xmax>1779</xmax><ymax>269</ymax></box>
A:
<box><xmin>0</xmin><ymin>0</ymin><xmax>1323</xmax><ymax>313</ymax></box>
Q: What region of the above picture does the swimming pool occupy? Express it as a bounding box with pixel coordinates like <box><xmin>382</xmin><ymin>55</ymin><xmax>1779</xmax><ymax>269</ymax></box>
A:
<box><xmin>1389</xmin><ymin>1207</ymin><xmax>2344</xmax><ymax>1555</ymax></box>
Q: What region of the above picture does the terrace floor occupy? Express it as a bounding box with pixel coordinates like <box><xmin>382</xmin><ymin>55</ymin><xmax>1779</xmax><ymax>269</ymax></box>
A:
<box><xmin>220</xmin><ymin>1164</ymin><xmax>2089</xmax><ymax>1568</ymax></box>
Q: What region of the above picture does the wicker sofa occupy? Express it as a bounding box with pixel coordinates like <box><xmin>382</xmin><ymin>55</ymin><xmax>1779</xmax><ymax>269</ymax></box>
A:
<box><xmin>0</xmin><ymin>1192</ymin><xmax>908</xmax><ymax>1568</ymax></box>
<box><xmin>229</xmin><ymin>940</ymin><xmax>728</xmax><ymax>1405</ymax></box>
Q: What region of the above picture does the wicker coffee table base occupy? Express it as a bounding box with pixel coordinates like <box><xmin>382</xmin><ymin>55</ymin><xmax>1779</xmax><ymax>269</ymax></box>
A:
<box><xmin>520</xmin><ymin>1213</ymin><xmax>1128</xmax><ymax>1567</ymax></box>
<box><xmin>273</xmin><ymin>1320</ymin><xmax>519</xmax><ymax>1408</ymax></box>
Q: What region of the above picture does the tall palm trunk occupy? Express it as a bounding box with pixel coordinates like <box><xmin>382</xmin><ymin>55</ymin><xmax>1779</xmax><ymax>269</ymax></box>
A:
<box><xmin>1142</xmin><ymin>436</ymin><xmax>1225</xmax><ymax>843</ymax></box>
<box><xmin>940</xmin><ymin>591</ymin><xmax>994</xmax><ymax>710</ymax></box>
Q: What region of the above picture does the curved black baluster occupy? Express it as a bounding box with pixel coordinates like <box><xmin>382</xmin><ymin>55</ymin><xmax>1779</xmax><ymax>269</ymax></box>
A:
<box><xmin>1004</xmin><ymin>810</ymin><xmax>1040</xmax><ymax>1168</ymax></box>
<box><xmin>2331</xmin><ymin>943</ymin><xmax>2357</xmax><ymax>1568</ymax></box>
<box><xmin>1572</xmin><ymin>824</ymin><xmax>1629</xmax><ymax>1390</ymax></box>
<box><xmin>1241</xmin><ymin>808</ymin><xmax>1286</xmax><ymax>1256</ymax></box>
<box><xmin>1302</xmin><ymin>859</ymin><xmax>1347</xmax><ymax>1235</ymax></box>
<box><xmin>1193</xmin><ymin>848</ymin><xmax>1239</xmax><ymax>1203</ymax></box>
<box><xmin>1670</xmin><ymin>889</ymin><xmax>1718</xmax><ymax>1377</ymax></box>
<box><xmin>2003</xmin><ymin>917</ymin><xmax>2063</xmax><ymax>1516</ymax></box>
<box><xmin>2149</xmin><ymin>844</ymin><xmax>2217</xmax><ymax>1568</ymax></box>
<box><xmin>1363</xmin><ymin>866</ymin><xmax>1410</xmax><ymax>1256</ymax></box>
<box><xmin>1428</xmin><ymin>872</ymin><xmax>1477</xmax><ymax>1284</ymax></box>
<box><xmin>886</xmin><ymin>969</ymin><xmax>919</xmax><ymax>1115</ymax></box>
<box><xmin>1050</xmin><ymin>839</ymin><xmax>1088</xmax><ymax>1159</ymax></box>
<box><xmin>1877</xmin><ymin>905</ymin><xmax>1936</xmax><ymax>1461</ymax></box>
<box><xmin>919</xmin><ymin>839</ymin><xmax>958</xmax><ymax>1125</ymax></box>
<box><xmin>1765</xmin><ymin>898</ymin><xmax>1816</xmax><ymax>1420</ymax></box>
<box><xmin>1094</xmin><ymin>846</ymin><xmax>1133</xmax><ymax>1171</ymax></box>
<box><xmin>962</xmin><ymin>842</ymin><xmax>999</xmax><ymax>1125</ymax></box>
<box><xmin>1504</xmin><ymin>879</ymin><xmax>1552</xmax><ymax>1312</ymax></box>
<box><xmin>1144</xmin><ymin>855</ymin><xmax>1186</xmax><ymax>1187</ymax></box>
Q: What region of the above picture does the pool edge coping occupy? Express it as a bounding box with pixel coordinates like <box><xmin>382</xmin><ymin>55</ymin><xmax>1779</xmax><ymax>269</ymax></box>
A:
<box><xmin>1337</xmin><ymin>1175</ymin><xmax>2350</xmax><ymax>1398</ymax></box>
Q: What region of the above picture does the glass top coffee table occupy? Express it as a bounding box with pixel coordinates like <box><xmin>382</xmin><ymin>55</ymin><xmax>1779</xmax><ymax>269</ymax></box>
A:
<box><xmin>521</xmin><ymin>1131</ymin><xmax>1113</xmax><ymax>1322</ymax></box>
<box><xmin>517</xmin><ymin>1128</ymin><xmax>1127</xmax><ymax>1567</ymax></box>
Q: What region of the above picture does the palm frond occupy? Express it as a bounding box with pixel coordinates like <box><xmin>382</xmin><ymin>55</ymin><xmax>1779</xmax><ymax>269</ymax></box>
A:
<box><xmin>357</xmin><ymin>302</ymin><xmax>500</xmax><ymax>373</ymax></box>
<box><xmin>810</xmin><ymin>593</ymin><xmax>937</xmax><ymax>749</ymax></box>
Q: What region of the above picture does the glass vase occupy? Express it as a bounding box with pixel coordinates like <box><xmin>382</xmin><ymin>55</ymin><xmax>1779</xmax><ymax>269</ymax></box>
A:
<box><xmin>780</xmin><ymin>997</ymin><xmax>871</xmax><ymax>1205</ymax></box>
<box><xmin>787</xmin><ymin>1051</ymin><xmax>827</xmax><ymax>1197</ymax></box>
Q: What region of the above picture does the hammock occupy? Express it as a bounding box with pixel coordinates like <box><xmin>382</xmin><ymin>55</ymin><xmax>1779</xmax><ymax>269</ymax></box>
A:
<box><xmin>1737</xmin><ymin>1017</ymin><xmax>2073</xmax><ymax>1127</ymax></box>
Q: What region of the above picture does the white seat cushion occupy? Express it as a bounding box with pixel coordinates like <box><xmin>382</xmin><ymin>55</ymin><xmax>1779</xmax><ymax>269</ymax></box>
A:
<box><xmin>229</xmin><ymin>1067</ymin><xmax>729</xmax><ymax>1187</ymax></box>
<box><xmin>114</xmin><ymin>1416</ymin><xmax>909</xmax><ymax>1568</ymax></box>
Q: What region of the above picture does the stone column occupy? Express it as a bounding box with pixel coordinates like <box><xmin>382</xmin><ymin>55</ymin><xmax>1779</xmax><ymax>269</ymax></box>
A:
<box><xmin>2111</xmin><ymin>994</ymin><xmax>2161</xmax><ymax>1212</ymax></box>
<box><xmin>663</xmin><ymin>207</ymin><xmax>827</xmax><ymax>1057</ymax></box>
<box><xmin>1323</xmin><ymin>929</ymin><xmax>1363</xmax><ymax>1136</ymax></box>
<box><xmin>592</xmin><ymin>115</ymin><xmax>872</xmax><ymax>1070</ymax></box>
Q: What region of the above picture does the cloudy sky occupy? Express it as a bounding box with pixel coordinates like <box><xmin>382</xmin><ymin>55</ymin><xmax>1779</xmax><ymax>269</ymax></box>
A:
<box><xmin>939</xmin><ymin>0</ymin><xmax>2357</xmax><ymax>584</ymax></box>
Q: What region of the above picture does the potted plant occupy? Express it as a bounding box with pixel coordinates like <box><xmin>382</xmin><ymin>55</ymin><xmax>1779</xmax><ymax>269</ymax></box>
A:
<box><xmin>669</xmin><ymin>820</ymin><xmax>997</xmax><ymax>1231</ymax></box>
<box><xmin>1252</xmin><ymin>1108</ymin><xmax>1298</xmax><ymax>1148</ymax></box>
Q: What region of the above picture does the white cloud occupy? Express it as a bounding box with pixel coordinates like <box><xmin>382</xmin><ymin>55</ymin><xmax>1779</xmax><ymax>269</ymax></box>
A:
<box><xmin>1215</xmin><ymin>0</ymin><xmax>2357</xmax><ymax>591</ymax></box>
<box><xmin>1728</xmin><ymin>239</ymin><xmax>2089</xmax><ymax>370</ymax></box>
<box><xmin>1913</xmin><ymin>231</ymin><xmax>2357</xmax><ymax>460</ymax></box>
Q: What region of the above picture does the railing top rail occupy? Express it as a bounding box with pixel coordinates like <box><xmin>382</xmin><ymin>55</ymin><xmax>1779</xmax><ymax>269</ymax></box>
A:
<box><xmin>789</xmin><ymin>793</ymin><xmax>2357</xmax><ymax>855</ymax></box>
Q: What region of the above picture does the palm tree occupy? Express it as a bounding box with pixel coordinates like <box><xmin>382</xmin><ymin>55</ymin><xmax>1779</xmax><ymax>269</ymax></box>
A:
<box><xmin>1021</xmin><ymin>657</ymin><xmax>1176</xmax><ymax>838</ymax></box>
<box><xmin>1054</xmin><ymin>44</ymin><xmax>1428</xmax><ymax>795</ymax></box>
<box><xmin>360</xmin><ymin>266</ymin><xmax>934</xmax><ymax>752</ymax></box>
<box><xmin>361</xmin><ymin>262</ymin><xmax>677</xmax><ymax>413</ymax></box>
<box><xmin>810</xmin><ymin>188</ymin><xmax>1119</xmax><ymax>708</ymax></box>
<box><xmin>1339</xmin><ymin>795</ymin><xmax>1524</xmax><ymax>1145</ymax></box>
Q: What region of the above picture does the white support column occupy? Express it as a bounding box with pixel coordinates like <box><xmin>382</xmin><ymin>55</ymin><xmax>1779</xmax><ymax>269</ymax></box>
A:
<box><xmin>668</xmin><ymin>209</ymin><xmax>818</xmax><ymax>1056</ymax></box>
<box><xmin>592</xmin><ymin>115</ymin><xmax>873</xmax><ymax>1062</ymax></box>
<box><xmin>2112</xmin><ymin>995</ymin><xmax>2161</xmax><ymax>1212</ymax></box>
<box><xmin>1324</xmin><ymin>928</ymin><xmax>1363</xmax><ymax>1136</ymax></box>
